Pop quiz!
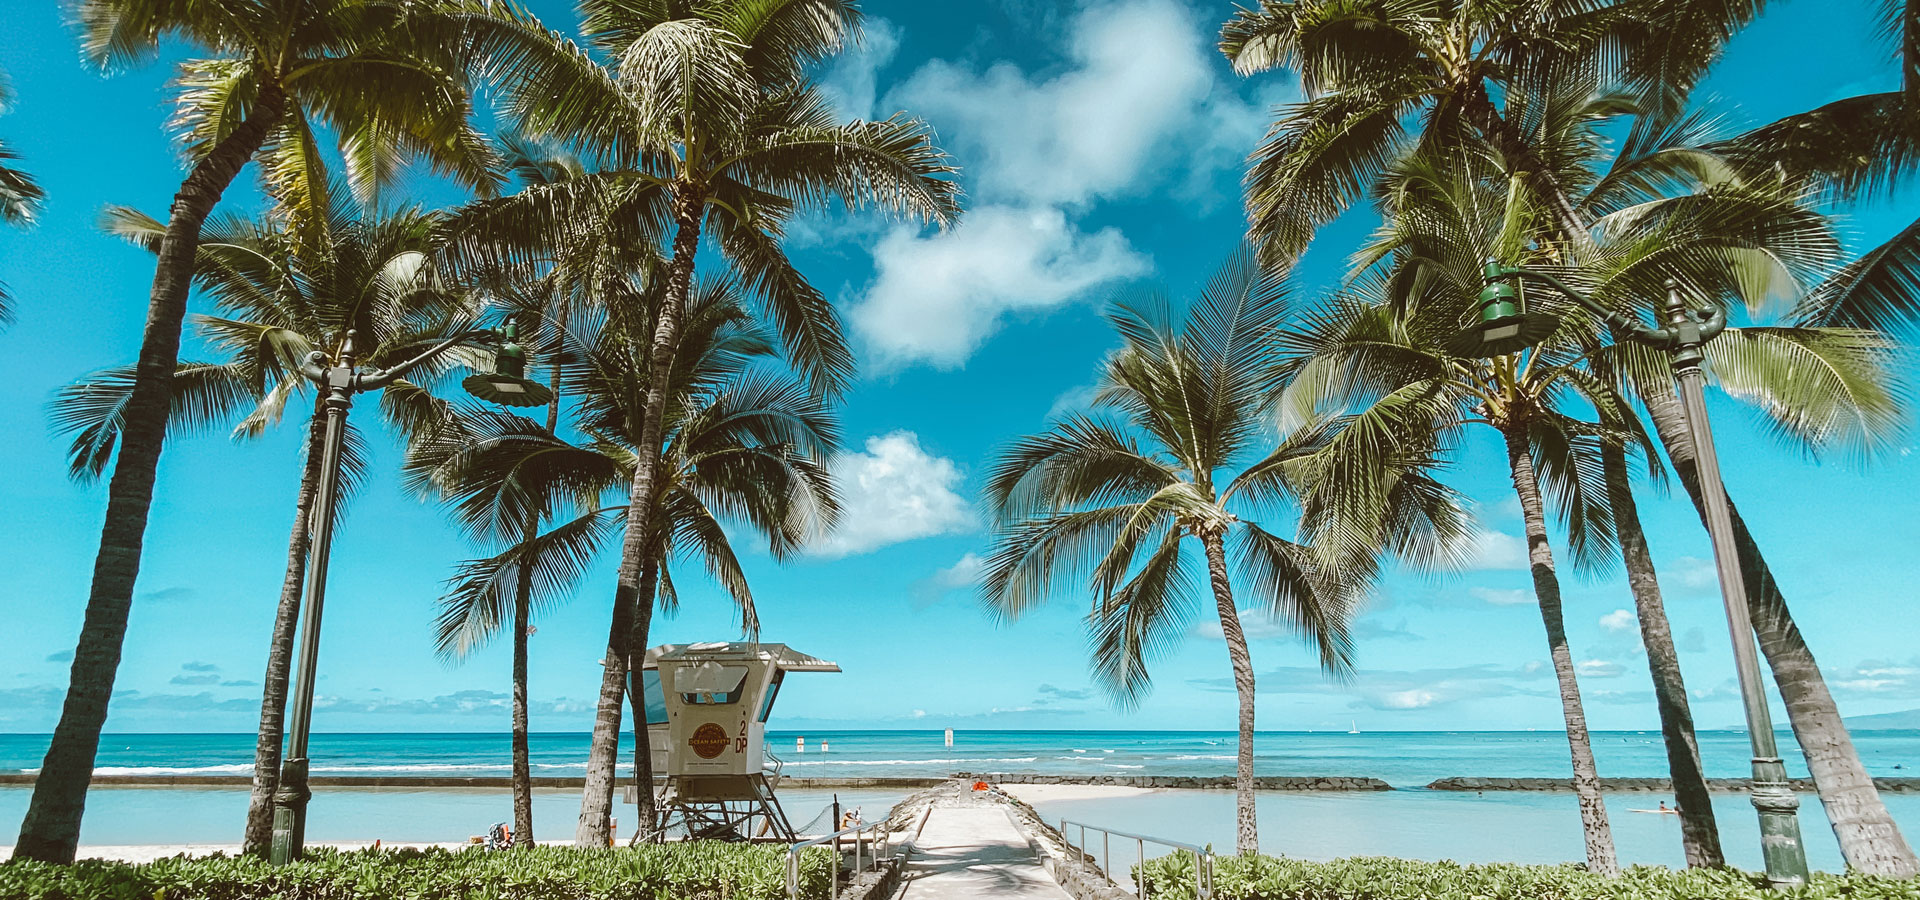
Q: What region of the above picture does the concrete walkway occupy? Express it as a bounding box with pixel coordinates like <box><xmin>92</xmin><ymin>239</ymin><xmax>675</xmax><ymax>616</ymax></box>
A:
<box><xmin>897</xmin><ymin>806</ymin><xmax>1074</xmax><ymax>900</ymax></box>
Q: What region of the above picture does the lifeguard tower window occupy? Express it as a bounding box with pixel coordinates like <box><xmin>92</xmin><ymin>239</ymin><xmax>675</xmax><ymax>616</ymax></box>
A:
<box><xmin>639</xmin><ymin>670</ymin><xmax>668</xmax><ymax>726</ymax></box>
<box><xmin>677</xmin><ymin>662</ymin><xmax>749</xmax><ymax>705</ymax></box>
<box><xmin>758</xmin><ymin>671</ymin><xmax>784</xmax><ymax>723</ymax></box>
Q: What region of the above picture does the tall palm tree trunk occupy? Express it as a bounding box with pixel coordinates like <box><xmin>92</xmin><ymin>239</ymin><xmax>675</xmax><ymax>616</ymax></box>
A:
<box><xmin>1200</xmin><ymin>528</ymin><xmax>1259</xmax><ymax>856</ymax></box>
<box><xmin>514</xmin><ymin>310</ymin><xmax>568</xmax><ymax>850</ymax></box>
<box><xmin>242</xmin><ymin>398</ymin><xmax>326</xmax><ymax>855</ymax></box>
<box><xmin>510</xmin><ymin>537</ymin><xmax>536</xmax><ymax>848</ymax></box>
<box><xmin>575</xmin><ymin>582</ymin><xmax>633</xmax><ymax>847</ymax></box>
<box><xmin>1503</xmin><ymin>426</ymin><xmax>1620</xmax><ymax>876</ymax></box>
<box><xmin>577</xmin><ymin>188</ymin><xmax>704</xmax><ymax>847</ymax></box>
<box><xmin>1643</xmin><ymin>388</ymin><xmax>1918</xmax><ymax>875</ymax></box>
<box><xmin>13</xmin><ymin>87</ymin><xmax>285</xmax><ymax>865</ymax></box>
<box><xmin>1601</xmin><ymin>442</ymin><xmax>1723</xmax><ymax>867</ymax></box>
<box><xmin>626</xmin><ymin>559</ymin><xmax>660</xmax><ymax>841</ymax></box>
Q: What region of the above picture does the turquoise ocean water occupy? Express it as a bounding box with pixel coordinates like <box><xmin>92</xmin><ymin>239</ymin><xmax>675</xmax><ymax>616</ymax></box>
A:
<box><xmin>4</xmin><ymin>730</ymin><xmax>1919</xmax><ymax>871</ymax></box>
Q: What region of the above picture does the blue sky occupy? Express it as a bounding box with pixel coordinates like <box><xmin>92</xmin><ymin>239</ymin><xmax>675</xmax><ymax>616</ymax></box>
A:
<box><xmin>1</xmin><ymin>0</ymin><xmax>1917</xmax><ymax>736</ymax></box>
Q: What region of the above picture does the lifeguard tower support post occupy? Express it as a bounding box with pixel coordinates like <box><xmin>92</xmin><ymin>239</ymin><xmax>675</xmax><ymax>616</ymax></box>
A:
<box><xmin>631</xmin><ymin>642</ymin><xmax>839</xmax><ymax>841</ymax></box>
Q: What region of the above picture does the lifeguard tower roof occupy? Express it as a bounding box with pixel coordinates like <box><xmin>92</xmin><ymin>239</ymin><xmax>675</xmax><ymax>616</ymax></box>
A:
<box><xmin>642</xmin><ymin>642</ymin><xmax>840</xmax><ymax>673</ymax></box>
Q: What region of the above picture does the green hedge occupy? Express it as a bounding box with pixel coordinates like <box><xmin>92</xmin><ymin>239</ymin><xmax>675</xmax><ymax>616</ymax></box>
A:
<box><xmin>0</xmin><ymin>843</ymin><xmax>834</xmax><ymax>900</ymax></box>
<box><xmin>1135</xmin><ymin>854</ymin><xmax>1920</xmax><ymax>900</ymax></box>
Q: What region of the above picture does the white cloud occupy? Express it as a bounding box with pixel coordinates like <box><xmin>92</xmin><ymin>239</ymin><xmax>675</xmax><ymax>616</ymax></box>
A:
<box><xmin>1577</xmin><ymin>659</ymin><xmax>1626</xmax><ymax>678</ymax></box>
<box><xmin>1464</xmin><ymin>530</ymin><xmax>1529</xmax><ymax>569</ymax></box>
<box><xmin>850</xmin><ymin>206</ymin><xmax>1149</xmax><ymax>370</ymax></box>
<box><xmin>1046</xmin><ymin>382</ymin><xmax>1103</xmax><ymax>419</ymax></box>
<box><xmin>1671</xmin><ymin>556</ymin><xmax>1719</xmax><ymax>592</ymax></box>
<box><xmin>1378</xmin><ymin>689</ymin><xmax>1441</xmax><ymax>710</ymax></box>
<box><xmin>1470</xmin><ymin>586</ymin><xmax>1533</xmax><ymax>606</ymax></box>
<box><xmin>1599</xmin><ymin>609</ymin><xmax>1639</xmax><ymax>634</ymax></box>
<box><xmin>845</xmin><ymin>0</ymin><xmax>1286</xmax><ymax>369</ymax></box>
<box><xmin>889</xmin><ymin>0</ymin><xmax>1217</xmax><ymax>207</ymax></box>
<box><xmin>1192</xmin><ymin>662</ymin><xmax>1554</xmax><ymax>712</ymax></box>
<box><xmin>819</xmin><ymin>18</ymin><xmax>902</xmax><ymax>121</ymax></box>
<box><xmin>932</xmin><ymin>552</ymin><xmax>986</xmax><ymax>589</ymax></box>
<box><xmin>811</xmin><ymin>432</ymin><xmax>974</xmax><ymax>557</ymax></box>
<box><xmin>1195</xmin><ymin>610</ymin><xmax>1298</xmax><ymax>642</ymax></box>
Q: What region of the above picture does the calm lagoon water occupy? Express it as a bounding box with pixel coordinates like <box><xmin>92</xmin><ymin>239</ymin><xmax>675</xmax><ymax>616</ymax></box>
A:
<box><xmin>4</xmin><ymin>729</ymin><xmax>1918</xmax><ymax>869</ymax></box>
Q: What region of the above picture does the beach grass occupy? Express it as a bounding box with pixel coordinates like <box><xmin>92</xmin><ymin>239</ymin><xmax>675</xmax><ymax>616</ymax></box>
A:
<box><xmin>1136</xmin><ymin>854</ymin><xmax>1920</xmax><ymax>899</ymax></box>
<box><xmin>0</xmin><ymin>843</ymin><xmax>834</xmax><ymax>900</ymax></box>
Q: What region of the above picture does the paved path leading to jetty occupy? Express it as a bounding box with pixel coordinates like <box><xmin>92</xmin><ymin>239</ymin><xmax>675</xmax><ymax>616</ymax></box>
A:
<box><xmin>896</xmin><ymin>806</ymin><xmax>1072</xmax><ymax>900</ymax></box>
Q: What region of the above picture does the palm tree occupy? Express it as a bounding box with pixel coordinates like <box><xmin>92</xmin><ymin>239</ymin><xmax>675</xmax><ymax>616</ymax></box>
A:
<box><xmin>477</xmin><ymin>0</ymin><xmax>959</xmax><ymax>846</ymax></box>
<box><xmin>407</xmin><ymin>286</ymin><xmax>838</xmax><ymax>841</ymax></box>
<box><xmin>13</xmin><ymin>0</ymin><xmax>567</xmax><ymax>862</ymax></box>
<box><xmin>48</xmin><ymin>198</ymin><xmax>477</xmax><ymax>857</ymax></box>
<box><xmin>983</xmin><ymin>249</ymin><xmax>1466</xmax><ymax>856</ymax></box>
<box><xmin>1284</xmin><ymin>111</ymin><xmax>1868</xmax><ymax>870</ymax></box>
<box><xmin>1217</xmin><ymin>0</ymin><xmax>1756</xmax><ymax>262</ymax></box>
<box><xmin>0</xmin><ymin>64</ymin><xmax>45</xmax><ymax>327</ymax></box>
<box><xmin>1226</xmin><ymin>1</ymin><xmax>1920</xmax><ymax>869</ymax></box>
<box><xmin>1693</xmin><ymin>7</ymin><xmax>1920</xmax><ymax>873</ymax></box>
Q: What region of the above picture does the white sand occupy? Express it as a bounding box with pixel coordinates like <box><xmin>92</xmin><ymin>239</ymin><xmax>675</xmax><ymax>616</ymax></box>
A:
<box><xmin>997</xmin><ymin>783</ymin><xmax>1158</xmax><ymax>805</ymax></box>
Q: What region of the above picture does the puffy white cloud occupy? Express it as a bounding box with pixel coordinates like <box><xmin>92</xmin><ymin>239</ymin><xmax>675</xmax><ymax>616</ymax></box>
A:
<box><xmin>1470</xmin><ymin>586</ymin><xmax>1533</xmax><ymax>606</ymax></box>
<box><xmin>818</xmin><ymin>18</ymin><xmax>903</xmax><ymax>121</ymax></box>
<box><xmin>1464</xmin><ymin>530</ymin><xmax>1529</xmax><ymax>569</ymax></box>
<box><xmin>851</xmin><ymin>206</ymin><xmax>1149</xmax><ymax>370</ymax></box>
<box><xmin>811</xmin><ymin>432</ymin><xmax>974</xmax><ymax>557</ymax></box>
<box><xmin>889</xmin><ymin>0</ymin><xmax>1218</xmax><ymax>207</ymax></box>
<box><xmin>1599</xmin><ymin>609</ymin><xmax>1639</xmax><ymax>634</ymax></box>
<box><xmin>1378</xmin><ymin>689</ymin><xmax>1442</xmax><ymax>710</ymax></box>
<box><xmin>845</xmin><ymin>0</ymin><xmax>1288</xmax><ymax>369</ymax></box>
<box><xmin>933</xmin><ymin>552</ymin><xmax>986</xmax><ymax>588</ymax></box>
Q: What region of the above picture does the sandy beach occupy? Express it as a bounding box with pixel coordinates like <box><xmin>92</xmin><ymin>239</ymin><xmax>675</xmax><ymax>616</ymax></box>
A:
<box><xmin>999</xmin><ymin>783</ymin><xmax>1159</xmax><ymax>804</ymax></box>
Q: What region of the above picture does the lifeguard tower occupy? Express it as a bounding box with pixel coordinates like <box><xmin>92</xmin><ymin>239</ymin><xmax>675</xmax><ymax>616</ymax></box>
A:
<box><xmin>632</xmin><ymin>642</ymin><xmax>839</xmax><ymax>841</ymax></box>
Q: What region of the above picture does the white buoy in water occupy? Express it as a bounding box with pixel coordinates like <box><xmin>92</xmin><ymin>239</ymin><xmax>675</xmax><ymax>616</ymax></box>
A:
<box><xmin>945</xmin><ymin>728</ymin><xmax>954</xmax><ymax>747</ymax></box>
<box><xmin>821</xmin><ymin>740</ymin><xmax>830</xmax><ymax>752</ymax></box>
<box><xmin>797</xmin><ymin>736</ymin><xmax>805</xmax><ymax>753</ymax></box>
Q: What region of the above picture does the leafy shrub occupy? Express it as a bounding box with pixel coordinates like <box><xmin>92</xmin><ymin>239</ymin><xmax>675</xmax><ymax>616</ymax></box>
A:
<box><xmin>1134</xmin><ymin>854</ymin><xmax>1920</xmax><ymax>900</ymax></box>
<box><xmin>0</xmin><ymin>843</ymin><xmax>834</xmax><ymax>900</ymax></box>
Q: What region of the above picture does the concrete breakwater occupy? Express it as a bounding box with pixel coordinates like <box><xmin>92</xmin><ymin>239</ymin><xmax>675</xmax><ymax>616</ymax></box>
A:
<box><xmin>1427</xmin><ymin>776</ymin><xmax>1920</xmax><ymax>793</ymax></box>
<box><xmin>953</xmin><ymin>772</ymin><xmax>1393</xmax><ymax>790</ymax></box>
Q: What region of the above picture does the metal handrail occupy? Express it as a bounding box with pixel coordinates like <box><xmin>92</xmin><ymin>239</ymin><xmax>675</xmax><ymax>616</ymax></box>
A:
<box><xmin>1059</xmin><ymin>817</ymin><xmax>1213</xmax><ymax>900</ymax></box>
<box><xmin>785</xmin><ymin>819</ymin><xmax>893</xmax><ymax>900</ymax></box>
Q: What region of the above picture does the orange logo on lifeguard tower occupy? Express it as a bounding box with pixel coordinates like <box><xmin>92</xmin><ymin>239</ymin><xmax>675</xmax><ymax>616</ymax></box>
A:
<box><xmin>688</xmin><ymin>722</ymin><xmax>729</xmax><ymax>759</ymax></box>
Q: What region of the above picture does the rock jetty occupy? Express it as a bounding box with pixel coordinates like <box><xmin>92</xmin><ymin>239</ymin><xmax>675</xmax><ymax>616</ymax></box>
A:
<box><xmin>953</xmin><ymin>773</ymin><xmax>1391</xmax><ymax>790</ymax></box>
<box><xmin>1427</xmin><ymin>776</ymin><xmax>1920</xmax><ymax>793</ymax></box>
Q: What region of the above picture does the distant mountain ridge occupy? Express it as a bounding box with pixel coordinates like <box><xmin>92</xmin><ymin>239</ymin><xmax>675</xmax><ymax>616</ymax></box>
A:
<box><xmin>1845</xmin><ymin>708</ymin><xmax>1920</xmax><ymax>730</ymax></box>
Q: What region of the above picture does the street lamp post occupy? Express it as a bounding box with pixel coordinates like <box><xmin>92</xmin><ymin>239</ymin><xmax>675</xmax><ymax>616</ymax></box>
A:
<box><xmin>269</xmin><ymin>324</ymin><xmax>552</xmax><ymax>864</ymax></box>
<box><xmin>1450</xmin><ymin>262</ymin><xmax>1809</xmax><ymax>888</ymax></box>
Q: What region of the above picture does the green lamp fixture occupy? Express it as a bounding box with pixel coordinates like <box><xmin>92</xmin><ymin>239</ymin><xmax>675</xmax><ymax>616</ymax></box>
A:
<box><xmin>1445</xmin><ymin>261</ymin><xmax>1561</xmax><ymax>357</ymax></box>
<box><xmin>463</xmin><ymin>321</ymin><xmax>556</xmax><ymax>407</ymax></box>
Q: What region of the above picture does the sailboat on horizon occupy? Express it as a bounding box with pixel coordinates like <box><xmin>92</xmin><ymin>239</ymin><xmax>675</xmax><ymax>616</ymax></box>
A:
<box><xmin>1348</xmin><ymin>720</ymin><xmax>1360</xmax><ymax>734</ymax></box>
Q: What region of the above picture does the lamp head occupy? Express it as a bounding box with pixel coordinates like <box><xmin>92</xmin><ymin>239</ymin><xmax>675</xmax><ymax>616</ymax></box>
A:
<box><xmin>462</xmin><ymin>321</ymin><xmax>555</xmax><ymax>407</ymax></box>
<box><xmin>1445</xmin><ymin>264</ymin><xmax>1561</xmax><ymax>358</ymax></box>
